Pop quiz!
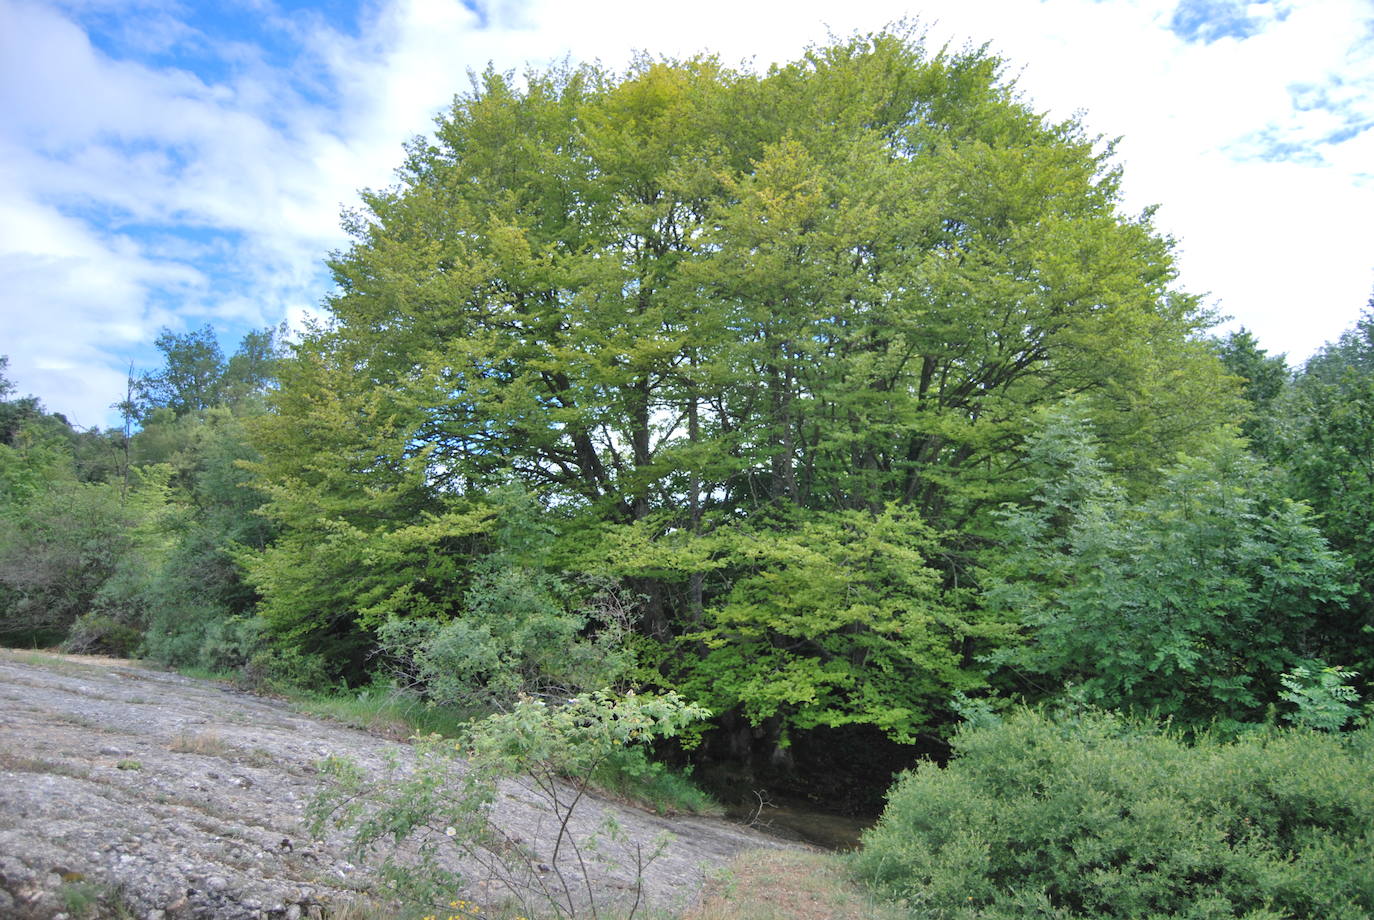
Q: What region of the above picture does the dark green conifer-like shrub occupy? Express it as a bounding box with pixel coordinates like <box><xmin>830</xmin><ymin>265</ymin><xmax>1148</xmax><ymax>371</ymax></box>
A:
<box><xmin>854</xmin><ymin>709</ymin><xmax>1374</xmax><ymax>919</ymax></box>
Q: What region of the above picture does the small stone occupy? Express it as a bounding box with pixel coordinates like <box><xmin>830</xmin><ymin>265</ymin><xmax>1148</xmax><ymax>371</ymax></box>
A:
<box><xmin>286</xmin><ymin>905</ymin><xmax>303</xmax><ymax>920</ymax></box>
<box><xmin>146</xmin><ymin>911</ymin><xmax>166</xmax><ymax>920</ymax></box>
<box><xmin>206</xmin><ymin>876</ymin><xmax>228</xmax><ymax>892</ymax></box>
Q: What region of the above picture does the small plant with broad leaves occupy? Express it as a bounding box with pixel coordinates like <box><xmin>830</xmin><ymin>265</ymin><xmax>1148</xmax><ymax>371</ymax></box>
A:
<box><xmin>1279</xmin><ymin>661</ymin><xmax>1363</xmax><ymax>731</ymax></box>
<box><xmin>309</xmin><ymin>690</ymin><xmax>709</xmax><ymax>919</ymax></box>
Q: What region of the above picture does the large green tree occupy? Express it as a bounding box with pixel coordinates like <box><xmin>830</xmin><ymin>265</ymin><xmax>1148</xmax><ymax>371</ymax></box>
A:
<box><xmin>1280</xmin><ymin>306</ymin><xmax>1374</xmax><ymax>677</ymax></box>
<box><xmin>248</xmin><ymin>30</ymin><xmax>1239</xmax><ymax>748</ymax></box>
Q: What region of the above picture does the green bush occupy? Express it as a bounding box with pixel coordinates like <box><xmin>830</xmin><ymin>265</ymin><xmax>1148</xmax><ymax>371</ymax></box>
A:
<box><xmin>376</xmin><ymin>571</ymin><xmax>636</xmax><ymax>712</ymax></box>
<box><xmin>62</xmin><ymin>612</ymin><xmax>142</xmax><ymax>657</ymax></box>
<box><xmin>854</xmin><ymin>708</ymin><xmax>1374</xmax><ymax>919</ymax></box>
<box><xmin>1279</xmin><ymin>662</ymin><xmax>1363</xmax><ymax>732</ymax></box>
<box><xmin>240</xmin><ymin>645</ymin><xmax>332</xmax><ymax>692</ymax></box>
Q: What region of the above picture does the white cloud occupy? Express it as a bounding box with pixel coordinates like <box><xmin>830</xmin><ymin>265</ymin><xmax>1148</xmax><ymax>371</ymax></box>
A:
<box><xmin>2</xmin><ymin>0</ymin><xmax>1372</xmax><ymax>426</ymax></box>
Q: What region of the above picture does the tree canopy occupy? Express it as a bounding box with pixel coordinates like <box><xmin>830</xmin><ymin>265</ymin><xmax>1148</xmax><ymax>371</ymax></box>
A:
<box><xmin>245</xmin><ymin>28</ymin><xmax>1239</xmax><ymax>749</ymax></box>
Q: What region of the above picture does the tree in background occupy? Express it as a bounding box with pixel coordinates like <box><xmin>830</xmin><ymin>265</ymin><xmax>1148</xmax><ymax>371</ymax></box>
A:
<box><xmin>1217</xmin><ymin>327</ymin><xmax>1289</xmax><ymax>460</ymax></box>
<box><xmin>983</xmin><ymin>405</ymin><xmax>1348</xmax><ymax>730</ymax></box>
<box><xmin>0</xmin><ymin>326</ymin><xmax>285</xmax><ymax>665</ymax></box>
<box><xmin>1281</xmin><ymin>305</ymin><xmax>1374</xmax><ymax>677</ymax></box>
<box><xmin>0</xmin><ymin>360</ymin><xmax>168</xmax><ymax>650</ymax></box>
<box><xmin>118</xmin><ymin>327</ymin><xmax>286</xmax><ymax>670</ymax></box>
<box><xmin>135</xmin><ymin>326</ymin><xmax>226</xmax><ymax>418</ymax></box>
<box><xmin>132</xmin><ymin>408</ymin><xmax>277</xmax><ymax>671</ymax></box>
<box><xmin>136</xmin><ymin>324</ymin><xmax>286</xmax><ymax>420</ymax></box>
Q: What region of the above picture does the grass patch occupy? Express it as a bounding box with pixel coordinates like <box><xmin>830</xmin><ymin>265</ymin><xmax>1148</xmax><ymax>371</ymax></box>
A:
<box><xmin>686</xmin><ymin>849</ymin><xmax>904</xmax><ymax>920</ymax></box>
<box><xmin>290</xmin><ymin>682</ymin><xmax>477</xmax><ymax>741</ymax></box>
<box><xmin>49</xmin><ymin>710</ymin><xmax>105</xmax><ymax>730</ymax></box>
<box><xmin>0</xmin><ymin>750</ymin><xmax>90</xmax><ymax>778</ymax></box>
<box><xmin>57</xmin><ymin>880</ymin><xmax>137</xmax><ymax>919</ymax></box>
<box><xmin>173</xmin><ymin>664</ymin><xmax>243</xmax><ymax>684</ymax></box>
<box><xmin>58</xmin><ymin>880</ymin><xmax>101</xmax><ymax>917</ymax></box>
<box><xmin>590</xmin><ymin>753</ymin><xmax>723</xmax><ymax>817</ymax></box>
<box><xmin>168</xmin><ymin>730</ymin><xmax>231</xmax><ymax>756</ymax></box>
<box><xmin>0</xmin><ymin>648</ymin><xmax>85</xmax><ymax>672</ymax></box>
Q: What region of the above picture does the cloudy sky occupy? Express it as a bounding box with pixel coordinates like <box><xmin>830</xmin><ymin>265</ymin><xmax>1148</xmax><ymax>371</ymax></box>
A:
<box><xmin>2</xmin><ymin>0</ymin><xmax>1371</xmax><ymax>427</ymax></box>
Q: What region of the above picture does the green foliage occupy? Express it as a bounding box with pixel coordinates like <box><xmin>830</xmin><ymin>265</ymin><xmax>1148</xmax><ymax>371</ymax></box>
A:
<box><xmin>1280</xmin><ymin>306</ymin><xmax>1374</xmax><ymax>677</ymax></box>
<box><xmin>0</xmin><ymin>373</ymin><xmax>164</xmax><ymax>646</ymax></box>
<box><xmin>291</xmin><ymin>680</ymin><xmax>475</xmax><ymax>740</ymax></box>
<box><xmin>1217</xmin><ymin>328</ymin><xmax>1289</xmax><ymax>459</ymax></box>
<box><xmin>56</xmin><ymin>878</ymin><xmax>137</xmax><ymax>920</ymax></box>
<box><xmin>0</xmin><ymin>356</ymin><xmax>64</xmax><ymax>452</ymax></box>
<box><xmin>0</xmin><ymin>334</ymin><xmax>282</xmax><ymax>673</ymax></box>
<box><xmin>0</xmin><ymin>465</ymin><xmax>171</xmax><ymax>645</ymax></box>
<box><xmin>372</xmin><ymin>487</ymin><xmax>636</xmax><ymax>709</ymax></box>
<box><xmin>62</xmin><ymin>611</ymin><xmax>143</xmax><ymax>657</ymax></box>
<box><xmin>854</xmin><ymin>708</ymin><xmax>1374</xmax><ymax>919</ymax></box>
<box><xmin>136</xmin><ymin>409</ymin><xmax>275</xmax><ymax>671</ymax></box>
<box><xmin>1279</xmin><ymin>662</ymin><xmax>1363</xmax><ymax>732</ymax></box>
<box><xmin>136</xmin><ymin>325</ymin><xmax>227</xmax><ymax>417</ymax></box>
<box><xmin>242</xmin><ymin>345</ymin><xmax>495</xmax><ymax>678</ymax></box>
<box><xmin>984</xmin><ymin>406</ymin><xmax>1348</xmax><ymax>729</ymax></box>
<box><xmin>135</xmin><ymin>323</ymin><xmax>285</xmax><ymax>419</ymax></box>
<box><xmin>676</xmin><ymin>504</ymin><xmax>992</xmax><ymax>744</ymax></box>
<box><xmin>377</xmin><ymin>571</ymin><xmax>635</xmax><ymax>712</ymax></box>
<box><xmin>310</xmin><ymin>690</ymin><xmax>710</xmax><ymax>918</ymax></box>
<box><xmin>586</xmin><ymin>753</ymin><xmax>721</xmax><ymax>818</ymax></box>
<box><xmin>239</xmin><ymin>644</ymin><xmax>332</xmax><ymax>692</ymax></box>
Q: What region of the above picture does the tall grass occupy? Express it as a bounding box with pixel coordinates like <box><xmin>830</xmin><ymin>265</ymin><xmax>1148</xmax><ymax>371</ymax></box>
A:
<box><xmin>290</xmin><ymin>682</ymin><xmax>478</xmax><ymax>740</ymax></box>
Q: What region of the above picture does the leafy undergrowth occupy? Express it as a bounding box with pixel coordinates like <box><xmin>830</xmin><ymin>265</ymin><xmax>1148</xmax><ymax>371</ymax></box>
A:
<box><xmin>589</xmin><ymin>749</ymin><xmax>724</xmax><ymax>817</ymax></box>
<box><xmin>687</xmin><ymin>849</ymin><xmax>905</xmax><ymax>920</ymax></box>
<box><xmin>292</xmin><ymin>684</ymin><xmax>720</xmax><ymax>818</ymax></box>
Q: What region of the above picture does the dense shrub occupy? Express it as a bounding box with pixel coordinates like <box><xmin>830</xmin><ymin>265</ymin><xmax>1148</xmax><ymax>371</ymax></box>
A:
<box><xmin>62</xmin><ymin>612</ymin><xmax>142</xmax><ymax>657</ymax></box>
<box><xmin>376</xmin><ymin>569</ymin><xmax>633</xmax><ymax>711</ymax></box>
<box><xmin>854</xmin><ymin>708</ymin><xmax>1374</xmax><ymax>919</ymax></box>
<box><xmin>0</xmin><ymin>480</ymin><xmax>139</xmax><ymax>644</ymax></box>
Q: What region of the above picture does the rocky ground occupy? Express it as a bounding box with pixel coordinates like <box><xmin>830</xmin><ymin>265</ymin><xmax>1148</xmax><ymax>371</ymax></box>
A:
<box><xmin>0</xmin><ymin>650</ymin><xmax>797</xmax><ymax>919</ymax></box>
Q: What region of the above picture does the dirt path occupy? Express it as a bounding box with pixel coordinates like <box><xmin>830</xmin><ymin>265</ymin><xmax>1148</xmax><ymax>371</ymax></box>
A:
<box><xmin>0</xmin><ymin>651</ymin><xmax>798</xmax><ymax>919</ymax></box>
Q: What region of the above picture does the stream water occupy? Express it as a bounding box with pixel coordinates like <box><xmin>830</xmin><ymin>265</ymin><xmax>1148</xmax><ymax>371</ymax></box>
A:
<box><xmin>724</xmin><ymin>798</ymin><xmax>876</xmax><ymax>851</ymax></box>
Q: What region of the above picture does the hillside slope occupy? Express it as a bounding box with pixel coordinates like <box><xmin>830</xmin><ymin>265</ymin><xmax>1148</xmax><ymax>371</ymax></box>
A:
<box><xmin>0</xmin><ymin>651</ymin><xmax>795</xmax><ymax>919</ymax></box>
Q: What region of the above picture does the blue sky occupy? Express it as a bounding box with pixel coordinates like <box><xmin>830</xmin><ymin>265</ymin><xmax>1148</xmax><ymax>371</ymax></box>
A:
<box><xmin>2</xmin><ymin>0</ymin><xmax>1372</xmax><ymax>427</ymax></box>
